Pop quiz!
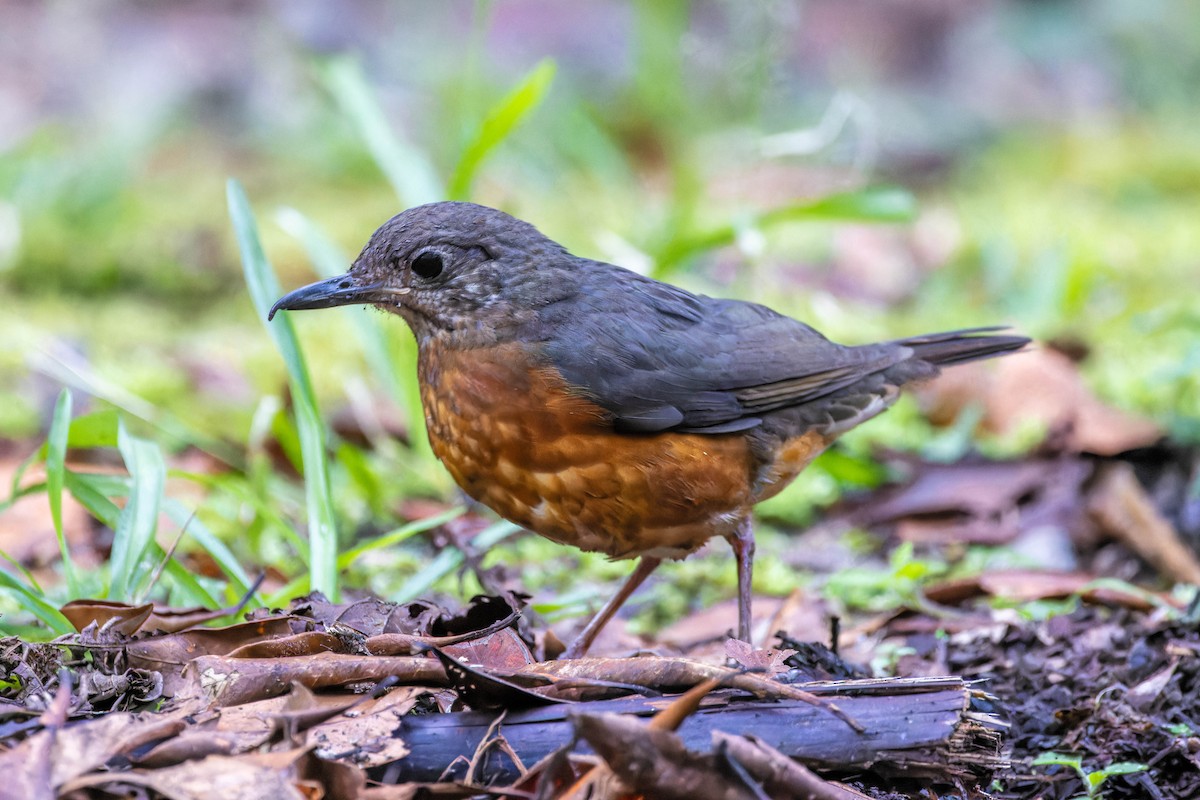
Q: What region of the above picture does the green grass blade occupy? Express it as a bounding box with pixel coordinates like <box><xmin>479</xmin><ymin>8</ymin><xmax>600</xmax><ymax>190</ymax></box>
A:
<box><xmin>1</xmin><ymin>448</ymin><xmax>43</xmax><ymax>517</ymax></box>
<box><xmin>0</xmin><ymin>570</ymin><xmax>73</xmax><ymax>635</ymax></box>
<box><xmin>337</xmin><ymin>506</ymin><xmax>464</xmax><ymax>571</ymax></box>
<box><xmin>108</xmin><ymin>421</ymin><xmax>165</xmax><ymax>600</ymax></box>
<box><xmin>393</xmin><ymin>519</ymin><xmax>520</xmax><ymax>602</ymax></box>
<box><xmin>761</xmin><ymin>185</ymin><xmax>917</xmax><ymax>223</ymax></box>
<box><xmin>45</xmin><ymin>389</ymin><xmax>79</xmax><ymax>596</ymax></box>
<box><xmin>176</xmin><ymin>469</ymin><xmax>309</xmax><ymax>561</ymax></box>
<box><xmin>394</xmin><ymin>546</ymin><xmax>464</xmax><ymax>604</ymax></box>
<box><xmin>273</xmin><ymin>208</ymin><xmax>350</xmax><ymax>278</ymax></box>
<box><xmin>656</xmin><ymin>185</ymin><xmax>918</xmax><ymax>270</ymax></box>
<box><xmin>64</xmin><ymin>470</ymin><xmax>123</xmax><ymax>528</ymax></box>
<box><xmin>66</xmin><ymin>409</ymin><xmax>120</xmax><ymax>448</ymax></box>
<box><xmin>162</xmin><ymin>498</ymin><xmax>255</xmax><ymax>596</ymax></box>
<box><xmin>317</xmin><ymin>56</ymin><xmax>443</xmax><ymax>207</ymax></box>
<box><xmin>274</xmin><ymin>207</ymin><xmax>430</xmax><ymax>459</ymax></box>
<box><xmin>153</xmin><ymin>547</ymin><xmax>220</xmax><ymax>608</ymax></box>
<box><xmin>29</xmin><ymin>350</ymin><xmax>243</xmax><ymax>469</ymax></box>
<box><xmin>265</xmin><ymin>573</ymin><xmax>310</xmax><ymax>609</ymax></box>
<box><xmin>448</xmin><ymin>59</ymin><xmax>556</xmax><ymax>200</ymax></box>
<box><xmin>228</xmin><ymin>179</ymin><xmax>340</xmax><ymax>600</ymax></box>
<box><xmin>0</xmin><ymin>547</ymin><xmax>45</xmax><ymax>596</ymax></box>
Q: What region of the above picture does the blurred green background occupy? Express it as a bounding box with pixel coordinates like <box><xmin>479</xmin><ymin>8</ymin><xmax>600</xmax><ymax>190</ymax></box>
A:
<box><xmin>1</xmin><ymin>0</ymin><xmax>1197</xmax><ymax>631</ymax></box>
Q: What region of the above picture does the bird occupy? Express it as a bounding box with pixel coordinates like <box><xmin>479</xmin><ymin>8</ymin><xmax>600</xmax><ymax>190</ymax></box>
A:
<box><xmin>269</xmin><ymin>201</ymin><xmax>1028</xmax><ymax>658</ymax></box>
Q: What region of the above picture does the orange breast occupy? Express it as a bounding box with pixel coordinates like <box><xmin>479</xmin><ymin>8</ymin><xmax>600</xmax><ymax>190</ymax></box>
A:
<box><xmin>418</xmin><ymin>341</ymin><xmax>756</xmax><ymax>559</ymax></box>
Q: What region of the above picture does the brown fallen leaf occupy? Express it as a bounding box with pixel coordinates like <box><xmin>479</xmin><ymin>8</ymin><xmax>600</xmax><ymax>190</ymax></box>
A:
<box><xmin>62</xmin><ymin>597</ymin><xmax>266</xmax><ymax>637</ymax></box>
<box><xmin>559</xmin><ymin>680</ymin><xmax>729</xmax><ymax>800</ymax></box>
<box><xmin>849</xmin><ymin>457</ymin><xmax>1088</xmax><ymax>546</ymax></box>
<box><xmin>656</xmin><ymin>589</ymin><xmax>828</xmax><ymax>654</ymax></box>
<box><xmin>714</xmin><ymin>731</ymin><xmax>871</xmax><ymax>800</ymax></box>
<box><xmin>922</xmin><ymin>570</ymin><xmax>1178</xmax><ymax>612</ymax></box>
<box><xmin>137</xmin><ymin>682</ymin><xmax>372</xmax><ymax>768</ymax></box>
<box><xmin>60</xmin><ymin>600</ymin><xmax>155</xmax><ymax>636</ymax></box>
<box><xmin>60</xmin><ymin>748</ymin><xmax>314</xmax><ymax>800</ymax></box>
<box><xmin>127</xmin><ymin>616</ymin><xmax>298</xmax><ymax>696</ymax></box>
<box><xmin>1088</xmin><ymin>461</ymin><xmax>1200</xmax><ymax>585</ymax></box>
<box><xmin>429</xmin><ymin>646</ymin><xmax>567</xmax><ymax>710</ymax></box>
<box><xmin>559</xmin><ymin>682</ymin><xmax>728</xmax><ymax>800</ymax></box>
<box><xmin>918</xmin><ymin>347</ymin><xmax>1161</xmax><ymax>455</ymax></box>
<box><xmin>133</xmin><ymin>723</ymin><xmax>272</xmax><ymax>768</ymax></box>
<box><xmin>268</xmin><ymin>681</ymin><xmax>363</xmax><ymax>741</ymax></box>
<box><xmin>724</xmin><ymin>640</ymin><xmax>797</xmax><ymax>678</ymax></box>
<box><xmin>1127</xmin><ymin>659</ymin><xmax>1180</xmax><ymax>715</ymax></box>
<box><xmin>571</xmin><ymin>711</ymin><xmax>758</xmax><ymax>800</ymax></box>
<box><xmin>178</xmin><ymin>652</ymin><xmax>447</xmax><ymax>707</ymax></box>
<box><xmin>365</xmin><ymin>603</ymin><xmax>528</xmax><ymax>664</ymax></box>
<box><xmin>227</xmin><ymin>631</ymin><xmax>346</xmax><ymax>659</ymax></box>
<box><xmin>0</xmin><ymin>709</ymin><xmax>188</xmax><ymax>796</ymax></box>
<box><xmin>285</xmin><ymin>591</ymin><xmax>522</xmax><ymax>639</ymax></box>
<box><xmin>27</xmin><ymin>670</ymin><xmax>71</xmax><ymax>800</ymax></box>
<box><xmin>306</xmin><ymin>686</ymin><xmax>422</xmax><ymax>767</ymax></box>
<box><xmin>441</xmin><ymin>627</ymin><xmax>535</xmax><ymax>670</ymax></box>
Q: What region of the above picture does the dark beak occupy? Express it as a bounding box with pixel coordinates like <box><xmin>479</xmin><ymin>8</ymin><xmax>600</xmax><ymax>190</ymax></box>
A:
<box><xmin>268</xmin><ymin>274</ymin><xmax>396</xmax><ymax>321</ymax></box>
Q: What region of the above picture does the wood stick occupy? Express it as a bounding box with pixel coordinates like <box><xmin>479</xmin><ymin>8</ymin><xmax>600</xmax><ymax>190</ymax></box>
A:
<box><xmin>381</xmin><ymin>676</ymin><xmax>1006</xmax><ymax>784</ymax></box>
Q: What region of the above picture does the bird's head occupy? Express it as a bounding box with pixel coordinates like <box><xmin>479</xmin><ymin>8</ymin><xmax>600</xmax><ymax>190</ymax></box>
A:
<box><xmin>269</xmin><ymin>201</ymin><xmax>576</xmax><ymax>345</ymax></box>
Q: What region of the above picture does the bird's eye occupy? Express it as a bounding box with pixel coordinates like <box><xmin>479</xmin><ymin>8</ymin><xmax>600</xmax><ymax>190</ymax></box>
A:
<box><xmin>411</xmin><ymin>250</ymin><xmax>444</xmax><ymax>280</ymax></box>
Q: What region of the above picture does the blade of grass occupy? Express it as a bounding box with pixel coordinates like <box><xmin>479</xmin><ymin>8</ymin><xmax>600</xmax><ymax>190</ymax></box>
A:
<box><xmin>447</xmin><ymin>59</ymin><xmax>556</xmax><ymax>200</ymax></box>
<box><xmin>154</xmin><ymin>547</ymin><xmax>220</xmax><ymax>608</ymax></box>
<box><xmin>45</xmin><ymin>389</ymin><xmax>79</xmax><ymax>597</ymax></box>
<box><xmin>67</xmin><ymin>409</ymin><xmax>120</xmax><ymax>449</ymax></box>
<box><xmin>274</xmin><ymin>207</ymin><xmax>431</xmax><ymax>460</ymax></box>
<box><xmin>108</xmin><ymin>421</ymin><xmax>165</xmax><ymax>600</ymax></box>
<box><xmin>0</xmin><ymin>481</ymin><xmax>47</xmax><ymax>517</ymax></box>
<box><xmin>265</xmin><ymin>573</ymin><xmax>310</xmax><ymax>610</ymax></box>
<box><xmin>162</xmin><ymin>498</ymin><xmax>255</xmax><ymax>597</ymax></box>
<box><xmin>655</xmin><ymin>185</ymin><xmax>918</xmax><ymax>270</ymax></box>
<box><xmin>228</xmin><ymin>179</ymin><xmax>340</xmax><ymax>600</ymax></box>
<box><xmin>64</xmin><ymin>471</ymin><xmax>123</xmax><ymax>528</ymax></box>
<box><xmin>317</xmin><ymin>56</ymin><xmax>443</xmax><ymax>207</ymax></box>
<box><xmin>0</xmin><ymin>405</ymin><xmax>110</xmax><ymax>517</ymax></box>
<box><xmin>29</xmin><ymin>348</ymin><xmax>243</xmax><ymax>469</ymax></box>
<box><xmin>0</xmin><ymin>547</ymin><xmax>45</xmax><ymax>596</ymax></box>
<box><xmin>393</xmin><ymin>519</ymin><xmax>521</xmax><ymax>602</ymax></box>
<box><xmin>1</xmin><ymin>448</ymin><xmax>42</xmax><ymax>516</ymax></box>
<box><xmin>0</xmin><ymin>623</ymin><xmax>58</xmax><ymax>640</ymax></box>
<box><xmin>773</xmin><ymin>185</ymin><xmax>916</xmax><ymax>222</ymax></box>
<box><xmin>177</xmin><ymin>469</ymin><xmax>309</xmax><ymax>561</ymax></box>
<box><xmin>337</xmin><ymin>506</ymin><xmax>464</xmax><ymax>571</ymax></box>
<box><xmin>0</xmin><ymin>571</ymin><xmax>73</xmax><ymax>635</ymax></box>
<box><xmin>0</xmin><ymin>406</ymin><xmax>112</xmax><ymax>513</ymax></box>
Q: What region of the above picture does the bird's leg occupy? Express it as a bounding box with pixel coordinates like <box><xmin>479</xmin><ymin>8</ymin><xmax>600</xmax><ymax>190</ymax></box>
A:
<box><xmin>562</xmin><ymin>556</ymin><xmax>663</xmax><ymax>659</ymax></box>
<box><xmin>727</xmin><ymin>516</ymin><xmax>756</xmax><ymax>645</ymax></box>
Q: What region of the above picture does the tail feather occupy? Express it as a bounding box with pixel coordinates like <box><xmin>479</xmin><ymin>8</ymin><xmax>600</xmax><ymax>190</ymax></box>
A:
<box><xmin>895</xmin><ymin>326</ymin><xmax>1031</xmax><ymax>367</ymax></box>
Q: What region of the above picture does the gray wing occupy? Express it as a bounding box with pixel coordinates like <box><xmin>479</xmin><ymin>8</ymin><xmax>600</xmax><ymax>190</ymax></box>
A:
<box><xmin>538</xmin><ymin>268</ymin><xmax>912</xmax><ymax>434</ymax></box>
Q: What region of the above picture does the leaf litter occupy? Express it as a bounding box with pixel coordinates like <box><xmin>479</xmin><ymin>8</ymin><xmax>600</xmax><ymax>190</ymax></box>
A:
<box><xmin>0</xmin><ymin>357</ymin><xmax>1198</xmax><ymax>798</ymax></box>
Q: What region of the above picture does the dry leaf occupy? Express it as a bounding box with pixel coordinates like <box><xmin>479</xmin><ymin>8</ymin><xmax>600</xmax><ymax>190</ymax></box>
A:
<box><xmin>61</xmin><ymin>749</ymin><xmax>312</xmax><ymax>800</ymax></box>
<box><xmin>723</xmin><ymin>640</ymin><xmax>797</xmax><ymax>677</ymax></box>
<box><xmin>918</xmin><ymin>348</ymin><xmax>1160</xmax><ymax>455</ymax></box>
<box><xmin>178</xmin><ymin>652</ymin><xmax>446</xmax><ymax>707</ymax></box>
<box><xmin>306</xmin><ymin>686</ymin><xmax>422</xmax><ymax>767</ymax></box>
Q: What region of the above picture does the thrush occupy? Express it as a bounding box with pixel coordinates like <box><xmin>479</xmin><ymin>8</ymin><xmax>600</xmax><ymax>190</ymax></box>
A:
<box><xmin>270</xmin><ymin>201</ymin><xmax>1028</xmax><ymax>657</ymax></box>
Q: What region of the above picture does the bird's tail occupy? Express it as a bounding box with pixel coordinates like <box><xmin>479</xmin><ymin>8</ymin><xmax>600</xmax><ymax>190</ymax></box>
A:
<box><xmin>894</xmin><ymin>326</ymin><xmax>1031</xmax><ymax>366</ymax></box>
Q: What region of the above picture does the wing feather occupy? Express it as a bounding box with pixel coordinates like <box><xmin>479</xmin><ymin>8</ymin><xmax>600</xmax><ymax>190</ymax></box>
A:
<box><xmin>539</xmin><ymin>266</ymin><xmax>908</xmax><ymax>434</ymax></box>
